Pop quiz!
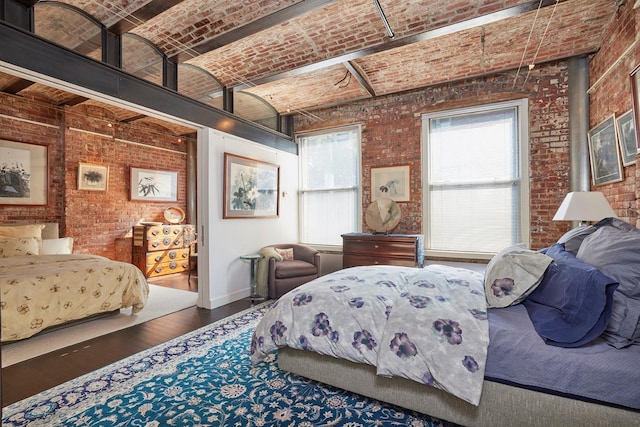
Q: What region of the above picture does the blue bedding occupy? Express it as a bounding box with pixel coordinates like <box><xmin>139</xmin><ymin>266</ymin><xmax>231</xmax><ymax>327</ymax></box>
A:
<box><xmin>486</xmin><ymin>304</ymin><xmax>640</xmax><ymax>410</ymax></box>
<box><xmin>523</xmin><ymin>243</ymin><xmax>618</xmax><ymax>347</ymax></box>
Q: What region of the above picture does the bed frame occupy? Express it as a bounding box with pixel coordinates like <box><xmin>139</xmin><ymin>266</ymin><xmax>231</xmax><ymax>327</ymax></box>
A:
<box><xmin>278</xmin><ymin>347</ymin><xmax>638</xmax><ymax>427</ymax></box>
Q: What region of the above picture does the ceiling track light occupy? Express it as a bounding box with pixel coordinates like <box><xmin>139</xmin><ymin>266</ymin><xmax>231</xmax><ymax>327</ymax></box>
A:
<box><xmin>372</xmin><ymin>0</ymin><xmax>394</xmax><ymax>39</ymax></box>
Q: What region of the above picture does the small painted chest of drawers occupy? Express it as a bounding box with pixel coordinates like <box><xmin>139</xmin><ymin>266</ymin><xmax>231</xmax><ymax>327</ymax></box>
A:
<box><xmin>132</xmin><ymin>224</ymin><xmax>195</xmax><ymax>278</ymax></box>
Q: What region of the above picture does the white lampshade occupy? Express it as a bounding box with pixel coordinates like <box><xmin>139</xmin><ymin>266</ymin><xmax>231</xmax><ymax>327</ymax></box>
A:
<box><xmin>552</xmin><ymin>191</ymin><xmax>616</xmax><ymax>222</ymax></box>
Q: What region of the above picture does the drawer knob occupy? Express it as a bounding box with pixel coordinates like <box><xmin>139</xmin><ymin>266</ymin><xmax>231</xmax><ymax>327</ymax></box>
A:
<box><xmin>163</xmin><ymin>237</ymin><xmax>171</xmax><ymax>245</ymax></box>
<box><xmin>169</xmin><ymin>261</ymin><xmax>177</xmax><ymax>269</ymax></box>
<box><xmin>151</xmin><ymin>229</ymin><xmax>159</xmax><ymax>236</ymax></box>
<box><xmin>152</xmin><ymin>241</ymin><xmax>160</xmax><ymax>248</ymax></box>
<box><xmin>374</xmin><ymin>245</ymin><xmax>379</xmax><ymax>249</ymax></box>
<box><xmin>169</xmin><ymin>251</ymin><xmax>177</xmax><ymax>259</ymax></box>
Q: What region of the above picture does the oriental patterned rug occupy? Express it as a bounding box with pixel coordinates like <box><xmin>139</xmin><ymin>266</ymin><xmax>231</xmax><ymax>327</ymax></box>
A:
<box><xmin>3</xmin><ymin>302</ymin><xmax>453</xmax><ymax>427</ymax></box>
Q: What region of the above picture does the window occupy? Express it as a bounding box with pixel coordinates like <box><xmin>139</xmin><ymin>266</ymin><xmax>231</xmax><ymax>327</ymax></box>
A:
<box><xmin>422</xmin><ymin>99</ymin><xmax>529</xmax><ymax>257</ymax></box>
<box><xmin>297</xmin><ymin>125</ymin><xmax>361</xmax><ymax>247</ymax></box>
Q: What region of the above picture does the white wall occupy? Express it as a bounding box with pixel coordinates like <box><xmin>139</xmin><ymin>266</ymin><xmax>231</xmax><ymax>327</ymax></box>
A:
<box><xmin>196</xmin><ymin>128</ymin><xmax>300</xmax><ymax>309</ymax></box>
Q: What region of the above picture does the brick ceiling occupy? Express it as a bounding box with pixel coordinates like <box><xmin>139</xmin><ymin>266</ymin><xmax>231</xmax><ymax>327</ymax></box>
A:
<box><xmin>0</xmin><ymin>0</ymin><xmax>618</xmax><ymax>135</ymax></box>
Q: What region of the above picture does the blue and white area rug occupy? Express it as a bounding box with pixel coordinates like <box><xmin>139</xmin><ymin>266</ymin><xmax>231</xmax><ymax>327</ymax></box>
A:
<box><xmin>3</xmin><ymin>302</ymin><xmax>453</xmax><ymax>426</ymax></box>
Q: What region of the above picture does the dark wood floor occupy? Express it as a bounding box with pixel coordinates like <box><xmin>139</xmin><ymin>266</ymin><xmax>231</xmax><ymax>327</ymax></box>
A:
<box><xmin>1</xmin><ymin>273</ymin><xmax>255</xmax><ymax>407</ymax></box>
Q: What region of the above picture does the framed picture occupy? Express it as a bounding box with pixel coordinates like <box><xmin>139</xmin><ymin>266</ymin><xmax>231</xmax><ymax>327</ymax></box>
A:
<box><xmin>130</xmin><ymin>167</ymin><xmax>178</xmax><ymax>202</ymax></box>
<box><xmin>0</xmin><ymin>139</ymin><xmax>48</xmax><ymax>206</ymax></box>
<box><xmin>371</xmin><ymin>164</ymin><xmax>410</xmax><ymax>202</ymax></box>
<box><xmin>223</xmin><ymin>153</ymin><xmax>279</xmax><ymax>218</ymax></box>
<box><xmin>588</xmin><ymin>115</ymin><xmax>623</xmax><ymax>186</ymax></box>
<box><xmin>78</xmin><ymin>162</ymin><xmax>109</xmax><ymax>191</ymax></box>
<box><xmin>616</xmin><ymin>110</ymin><xmax>637</xmax><ymax>166</ymax></box>
<box><xmin>631</xmin><ymin>63</ymin><xmax>640</xmax><ymax>151</ymax></box>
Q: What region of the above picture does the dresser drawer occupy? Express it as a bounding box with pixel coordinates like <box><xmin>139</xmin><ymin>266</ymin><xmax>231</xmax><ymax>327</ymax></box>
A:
<box><xmin>145</xmin><ymin>259</ymin><xmax>190</xmax><ymax>277</ymax></box>
<box><xmin>343</xmin><ymin>254</ymin><xmax>417</xmax><ymax>268</ymax></box>
<box><xmin>344</xmin><ymin>239</ymin><xmax>417</xmax><ymax>257</ymax></box>
<box><xmin>145</xmin><ymin>248</ymin><xmax>189</xmax><ymax>264</ymax></box>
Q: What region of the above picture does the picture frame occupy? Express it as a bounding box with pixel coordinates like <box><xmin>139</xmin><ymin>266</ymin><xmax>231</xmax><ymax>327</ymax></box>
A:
<box><xmin>615</xmin><ymin>110</ymin><xmax>637</xmax><ymax>166</ymax></box>
<box><xmin>588</xmin><ymin>115</ymin><xmax>623</xmax><ymax>186</ymax></box>
<box><xmin>223</xmin><ymin>152</ymin><xmax>279</xmax><ymax>218</ymax></box>
<box><xmin>371</xmin><ymin>164</ymin><xmax>411</xmax><ymax>202</ymax></box>
<box><xmin>130</xmin><ymin>167</ymin><xmax>178</xmax><ymax>202</ymax></box>
<box><xmin>78</xmin><ymin>162</ymin><xmax>109</xmax><ymax>191</ymax></box>
<box><xmin>630</xmin><ymin>63</ymin><xmax>640</xmax><ymax>151</ymax></box>
<box><xmin>0</xmin><ymin>139</ymin><xmax>48</xmax><ymax>206</ymax></box>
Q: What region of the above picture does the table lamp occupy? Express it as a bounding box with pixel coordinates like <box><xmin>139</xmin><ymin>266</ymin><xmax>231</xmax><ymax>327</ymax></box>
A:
<box><xmin>552</xmin><ymin>191</ymin><xmax>616</xmax><ymax>226</ymax></box>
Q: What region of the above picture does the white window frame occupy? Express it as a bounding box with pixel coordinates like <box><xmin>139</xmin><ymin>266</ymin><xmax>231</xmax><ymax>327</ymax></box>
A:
<box><xmin>297</xmin><ymin>124</ymin><xmax>362</xmax><ymax>251</ymax></box>
<box><xmin>421</xmin><ymin>99</ymin><xmax>530</xmax><ymax>259</ymax></box>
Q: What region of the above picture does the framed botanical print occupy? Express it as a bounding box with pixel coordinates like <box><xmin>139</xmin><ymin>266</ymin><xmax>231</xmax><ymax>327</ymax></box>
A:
<box><xmin>223</xmin><ymin>153</ymin><xmax>279</xmax><ymax>218</ymax></box>
<box><xmin>371</xmin><ymin>164</ymin><xmax>411</xmax><ymax>202</ymax></box>
<box><xmin>130</xmin><ymin>167</ymin><xmax>178</xmax><ymax>202</ymax></box>
<box><xmin>615</xmin><ymin>110</ymin><xmax>637</xmax><ymax>166</ymax></box>
<box><xmin>78</xmin><ymin>162</ymin><xmax>109</xmax><ymax>191</ymax></box>
<box><xmin>631</xmin><ymin>63</ymin><xmax>640</xmax><ymax>151</ymax></box>
<box><xmin>588</xmin><ymin>115</ymin><xmax>623</xmax><ymax>186</ymax></box>
<box><xmin>0</xmin><ymin>139</ymin><xmax>48</xmax><ymax>206</ymax></box>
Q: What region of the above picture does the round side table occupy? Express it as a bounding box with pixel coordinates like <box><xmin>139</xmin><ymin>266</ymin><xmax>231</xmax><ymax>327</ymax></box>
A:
<box><xmin>240</xmin><ymin>254</ymin><xmax>265</xmax><ymax>304</ymax></box>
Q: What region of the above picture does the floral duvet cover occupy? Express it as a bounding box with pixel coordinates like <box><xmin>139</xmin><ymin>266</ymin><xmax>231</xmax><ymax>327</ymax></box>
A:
<box><xmin>251</xmin><ymin>264</ymin><xmax>489</xmax><ymax>405</ymax></box>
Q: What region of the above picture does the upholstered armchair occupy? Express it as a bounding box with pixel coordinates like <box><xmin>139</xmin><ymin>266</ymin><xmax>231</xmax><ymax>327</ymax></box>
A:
<box><xmin>267</xmin><ymin>243</ymin><xmax>320</xmax><ymax>299</ymax></box>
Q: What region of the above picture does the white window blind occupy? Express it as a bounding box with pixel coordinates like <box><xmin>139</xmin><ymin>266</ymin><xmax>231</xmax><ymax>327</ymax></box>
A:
<box><xmin>297</xmin><ymin>125</ymin><xmax>361</xmax><ymax>247</ymax></box>
<box><xmin>423</xmin><ymin>100</ymin><xmax>529</xmax><ymax>256</ymax></box>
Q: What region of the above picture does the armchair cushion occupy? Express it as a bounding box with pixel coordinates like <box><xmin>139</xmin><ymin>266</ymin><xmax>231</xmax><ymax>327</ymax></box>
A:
<box><xmin>266</xmin><ymin>243</ymin><xmax>320</xmax><ymax>298</ymax></box>
<box><xmin>273</xmin><ymin>259</ymin><xmax>318</xmax><ymax>279</ymax></box>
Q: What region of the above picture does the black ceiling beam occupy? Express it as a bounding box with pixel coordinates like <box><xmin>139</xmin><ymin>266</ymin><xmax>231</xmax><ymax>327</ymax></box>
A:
<box><xmin>60</xmin><ymin>95</ymin><xmax>89</xmax><ymax>106</ymax></box>
<box><xmin>235</xmin><ymin>0</ymin><xmax>559</xmax><ymax>89</ymax></box>
<box><xmin>108</xmin><ymin>0</ymin><xmax>184</xmax><ymax>35</ymax></box>
<box><xmin>11</xmin><ymin>0</ymin><xmax>37</xmax><ymax>7</ymax></box>
<box><xmin>0</xmin><ymin>22</ymin><xmax>296</xmax><ymax>154</ymax></box>
<box><xmin>3</xmin><ymin>77</ymin><xmax>33</xmax><ymax>94</ymax></box>
<box><xmin>121</xmin><ymin>114</ymin><xmax>146</xmax><ymax>123</ymax></box>
<box><xmin>169</xmin><ymin>0</ymin><xmax>338</xmax><ymax>64</ymax></box>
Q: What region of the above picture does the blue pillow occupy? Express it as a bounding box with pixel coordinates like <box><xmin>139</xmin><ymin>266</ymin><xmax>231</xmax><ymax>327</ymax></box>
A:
<box><xmin>523</xmin><ymin>244</ymin><xmax>618</xmax><ymax>348</ymax></box>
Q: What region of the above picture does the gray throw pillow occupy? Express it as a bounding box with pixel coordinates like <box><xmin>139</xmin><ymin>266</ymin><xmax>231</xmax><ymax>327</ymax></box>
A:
<box><xmin>485</xmin><ymin>244</ymin><xmax>553</xmax><ymax>308</ymax></box>
<box><xmin>557</xmin><ymin>225</ymin><xmax>596</xmax><ymax>254</ymax></box>
<box><xmin>576</xmin><ymin>218</ymin><xmax>640</xmax><ymax>348</ymax></box>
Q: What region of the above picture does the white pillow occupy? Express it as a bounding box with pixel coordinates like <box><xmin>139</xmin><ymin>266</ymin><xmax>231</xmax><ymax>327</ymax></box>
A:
<box><xmin>0</xmin><ymin>237</ymin><xmax>40</xmax><ymax>257</ymax></box>
<box><xmin>39</xmin><ymin>237</ymin><xmax>74</xmax><ymax>255</ymax></box>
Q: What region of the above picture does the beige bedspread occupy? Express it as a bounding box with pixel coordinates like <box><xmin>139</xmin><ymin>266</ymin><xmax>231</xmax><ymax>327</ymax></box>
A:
<box><xmin>0</xmin><ymin>254</ymin><xmax>149</xmax><ymax>342</ymax></box>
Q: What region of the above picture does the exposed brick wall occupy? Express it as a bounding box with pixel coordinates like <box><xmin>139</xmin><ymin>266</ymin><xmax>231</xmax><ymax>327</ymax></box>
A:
<box><xmin>0</xmin><ymin>94</ymin><xmax>65</xmax><ymax>227</ymax></box>
<box><xmin>295</xmin><ymin>62</ymin><xmax>571</xmax><ymax>251</ymax></box>
<box><xmin>588</xmin><ymin>2</ymin><xmax>639</xmax><ymax>228</ymax></box>
<box><xmin>295</xmin><ymin>4</ymin><xmax>640</xmax><ymax>250</ymax></box>
<box><xmin>0</xmin><ymin>94</ymin><xmax>189</xmax><ymax>260</ymax></box>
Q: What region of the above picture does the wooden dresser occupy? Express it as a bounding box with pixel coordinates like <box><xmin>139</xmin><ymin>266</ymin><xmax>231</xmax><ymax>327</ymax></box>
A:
<box><xmin>132</xmin><ymin>224</ymin><xmax>195</xmax><ymax>278</ymax></box>
<box><xmin>342</xmin><ymin>233</ymin><xmax>424</xmax><ymax>268</ymax></box>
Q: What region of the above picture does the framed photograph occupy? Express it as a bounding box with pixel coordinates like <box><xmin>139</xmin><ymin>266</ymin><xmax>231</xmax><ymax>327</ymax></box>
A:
<box><xmin>130</xmin><ymin>167</ymin><xmax>178</xmax><ymax>202</ymax></box>
<box><xmin>616</xmin><ymin>110</ymin><xmax>637</xmax><ymax>166</ymax></box>
<box><xmin>371</xmin><ymin>164</ymin><xmax>411</xmax><ymax>202</ymax></box>
<box><xmin>588</xmin><ymin>115</ymin><xmax>623</xmax><ymax>186</ymax></box>
<box><xmin>223</xmin><ymin>153</ymin><xmax>279</xmax><ymax>218</ymax></box>
<box><xmin>78</xmin><ymin>162</ymin><xmax>109</xmax><ymax>191</ymax></box>
<box><xmin>0</xmin><ymin>139</ymin><xmax>48</xmax><ymax>206</ymax></box>
<box><xmin>631</xmin><ymin>63</ymin><xmax>640</xmax><ymax>151</ymax></box>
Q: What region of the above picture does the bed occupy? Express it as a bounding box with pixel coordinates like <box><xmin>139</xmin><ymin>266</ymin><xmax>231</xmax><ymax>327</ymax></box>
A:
<box><xmin>251</xmin><ymin>218</ymin><xmax>640</xmax><ymax>426</ymax></box>
<box><xmin>0</xmin><ymin>223</ymin><xmax>149</xmax><ymax>342</ymax></box>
